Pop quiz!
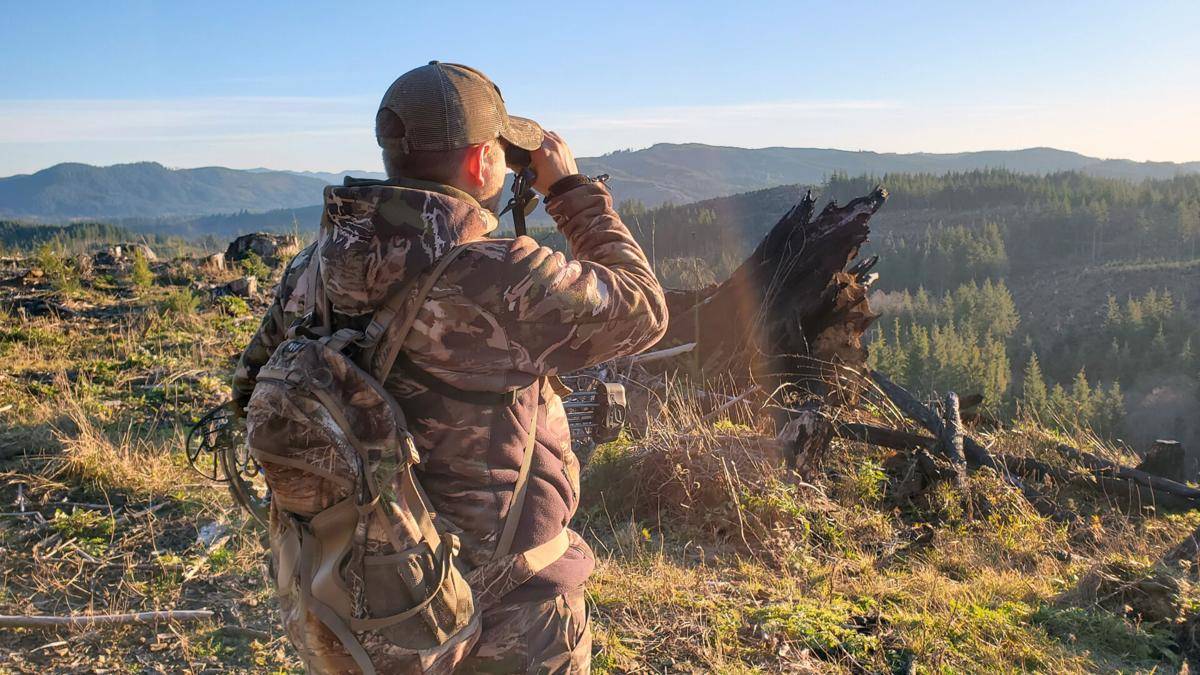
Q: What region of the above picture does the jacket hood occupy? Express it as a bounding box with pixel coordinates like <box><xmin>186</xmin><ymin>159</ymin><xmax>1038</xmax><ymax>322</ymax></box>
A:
<box><xmin>318</xmin><ymin>179</ymin><xmax>498</xmax><ymax>316</ymax></box>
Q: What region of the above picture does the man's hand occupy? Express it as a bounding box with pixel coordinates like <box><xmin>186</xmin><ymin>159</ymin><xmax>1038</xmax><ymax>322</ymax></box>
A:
<box><xmin>529</xmin><ymin>130</ymin><xmax>578</xmax><ymax>195</ymax></box>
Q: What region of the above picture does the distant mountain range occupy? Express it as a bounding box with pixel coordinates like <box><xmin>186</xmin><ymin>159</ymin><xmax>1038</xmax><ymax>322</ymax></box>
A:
<box><xmin>577</xmin><ymin>144</ymin><xmax>1200</xmax><ymax>207</ymax></box>
<box><xmin>3</xmin><ymin>145</ymin><xmax>1199</xmax><ymax>222</ymax></box>
<box><xmin>0</xmin><ymin>162</ymin><xmax>328</xmax><ymax>220</ymax></box>
<box><xmin>246</xmin><ymin>167</ymin><xmax>387</xmax><ymax>185</ymax></box>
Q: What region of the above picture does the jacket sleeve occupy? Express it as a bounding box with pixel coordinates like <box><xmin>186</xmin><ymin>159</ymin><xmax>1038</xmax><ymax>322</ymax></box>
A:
<box><xmin>229</xmin><ymin>243</ymin><xmax>316</xmax><ymax>414</ymax></box>
<box><xmin>230</xmin><ymin>296</ymin><xmax>288</xmax><ymax>415</ymax></box>
<box><xmin>497</xmin><ymin>181</ymin><xmax>668</xmax><ymax>375</ymax></box>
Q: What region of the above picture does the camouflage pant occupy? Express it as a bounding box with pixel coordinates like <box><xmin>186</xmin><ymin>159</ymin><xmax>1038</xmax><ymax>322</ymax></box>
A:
<box><xmin>457</xmin><ymin>587</ymin><xmax>591</xmax><ymax>674</ymax></box>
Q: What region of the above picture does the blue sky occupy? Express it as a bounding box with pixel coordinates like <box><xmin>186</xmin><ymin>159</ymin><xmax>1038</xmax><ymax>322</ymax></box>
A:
<box><xmin>1</xmin><ymin>0</ymin><xmax>1198</xmax><ymax>174</ymax></box>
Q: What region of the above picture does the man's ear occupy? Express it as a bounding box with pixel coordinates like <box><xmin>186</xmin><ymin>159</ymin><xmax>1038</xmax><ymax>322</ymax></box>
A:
<box><xmin>463</xmin><ymin>143</ymin><xmax>489</xmax><ymax>188</ymax></box>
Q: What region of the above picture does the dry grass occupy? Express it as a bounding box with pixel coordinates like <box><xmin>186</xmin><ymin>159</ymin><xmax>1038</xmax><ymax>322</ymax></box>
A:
<box><xmin>49</xmin><ymin>376</ymin><xmax>195</xmax><ymax>499</ymax></box>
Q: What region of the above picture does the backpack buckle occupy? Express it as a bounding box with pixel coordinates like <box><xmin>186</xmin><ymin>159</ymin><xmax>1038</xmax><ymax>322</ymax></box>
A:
<box><xmin>356</xmin><ymin>320</ymin><xmax>386</xmax><ymax>349</ymax></box>
<box><xmin>402</xmin><ymin>435</ymin><xmax>421</xmax><ymax>466</ymax></box>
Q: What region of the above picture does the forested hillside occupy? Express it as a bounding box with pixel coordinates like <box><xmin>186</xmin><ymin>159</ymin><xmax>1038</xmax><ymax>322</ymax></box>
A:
<box><xmin>0</xmin><ymin>221</ymin><xmax>194</xmax><ymax>256</ymax></box>
<box><xmin>578</xmin><ymin>144</ymin><xmax>1200</xmax><ymax>208</ymax></box>
<box><xmin>0</xmin><ymin>162</ymin><xmax>327</xmax><ymax>219</ymax></box>
<box><xmin>609</xmin><ymin>170</ymin><xmax>1200</xmax><ymax>450</ymax></box>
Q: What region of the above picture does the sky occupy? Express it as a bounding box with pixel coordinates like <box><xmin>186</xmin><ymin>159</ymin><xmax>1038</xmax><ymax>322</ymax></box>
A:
<box><xmin>1</xmin><ymin>0</ymin><xmax>1198</xmax><ymax>176</ymax></box>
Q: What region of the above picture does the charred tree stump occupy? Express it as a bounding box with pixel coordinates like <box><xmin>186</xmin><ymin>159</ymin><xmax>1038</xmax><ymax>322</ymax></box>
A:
<box><xmin>777</xmin><ymin>406</ymin><xmax>836</xmax><ymax>477</ymax></box>
<box><xmin>640</xmin><ymin>187</ymin><xmax>888</xmax><ymax>468</ymax></box>
<box><xmin>1135</xmin><ymin>440</ymin><xmax>1197</xmax><ymax>485</ymax></box>
<box><xmin>653</xmin><ymin>188</ymin><xmax>887</xmax><ymax>394</ymax></box>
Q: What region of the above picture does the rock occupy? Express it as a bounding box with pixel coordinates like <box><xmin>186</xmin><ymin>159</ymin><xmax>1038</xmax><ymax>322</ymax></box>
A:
<box><xmin>225</xmin><ymin>233</ymin><xmax>301</xmax><ymax>267</ymax></box>
<box><xmin>196</xmin><ymin>521</ymin><xmax>229</xmax><ymax>549</ymax></box>
<box><xmin>220</xmin><ymin>276</ymin><xmax>258</xmax><ymax>298</ymax></box>
<box><xmin>130</xmin><ymin>243</ymin><xmax>158</xmax><ymax>262</ymax></box>
<box><xmin>93</xmin><ymin>243</ymin><xmax>157</xmax><ymax>266</ymax></box>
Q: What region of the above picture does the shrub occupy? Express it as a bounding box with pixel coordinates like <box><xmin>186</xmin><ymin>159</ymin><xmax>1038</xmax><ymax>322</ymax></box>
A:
<box><xmin>239</xmin><ymin>251</ymin><xmax>271</xmax><ymax>282</ymax></box>
<box><xmin>36</xmin><ymin>243</ymin><xmax>79</xmax><ymax>293</ymax></box>
<box><xmin>163</xmin><ymin>287</ymin><xmax>201</xmax><ymax>316</ymax></box>
<box><xmin>216</xmin><ymin>295</ymin><xmax>250</xmax><ymax>317</ymax></box>
<box><xmin>130</xmin><ymin>247</ymin><xmax>154</xmax><ymax>288</ymax></box>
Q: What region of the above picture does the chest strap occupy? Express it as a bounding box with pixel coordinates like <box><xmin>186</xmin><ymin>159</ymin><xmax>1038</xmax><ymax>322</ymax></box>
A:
<box><xmin>394</xmin><ymin>351</ymin><xmax>524</xmax><ymax>406</ymax></box>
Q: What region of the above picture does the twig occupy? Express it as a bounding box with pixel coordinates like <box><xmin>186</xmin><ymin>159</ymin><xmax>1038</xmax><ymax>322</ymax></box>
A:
<box><xmin>0</xmin><ymin>610</ymin><xmax>214</xmax><ymax>628</ymax></box>
<box><xmin>0</xmin><ymin>511</ymin><xmax>46</xmax><ymax>521</ymax></box>
<box><xmin>624</xmin><ymin>342</ymin><xmax>697</xmax><ymax>365</ymax></box>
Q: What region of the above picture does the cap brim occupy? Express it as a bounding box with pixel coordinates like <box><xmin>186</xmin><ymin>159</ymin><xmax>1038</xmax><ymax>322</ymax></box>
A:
<box><xmin>499</xmin><ymin>115</ymin><xmax>544</xmax><ymax>151</ymax></box>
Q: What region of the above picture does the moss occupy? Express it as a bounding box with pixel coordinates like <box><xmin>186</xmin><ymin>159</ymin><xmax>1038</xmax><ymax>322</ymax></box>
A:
<box><xmin>206</xmin><ymin>545</ymin><xmax>236</xmax><ymax>574</ymax></box>
<box><xmin>747</xmin><ymin>599</ymin><xmax>881</xmax><ymax>665</ymax></box>
<box><xmin>1031</xmin><ymin>605</ymin><xmax>1179</xmax><ymax>667</ymax></box>
<box><xmin>50</xmin><ymin>507</ymin><xmax>115</xmax><ymax>556</ymax></box>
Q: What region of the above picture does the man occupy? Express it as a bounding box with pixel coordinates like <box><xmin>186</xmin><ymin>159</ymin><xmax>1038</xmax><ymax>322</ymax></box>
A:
<box><xmin>233</xmin><ymin>61</ymin><xmax>668</xmax><ymax>672</ymax></box>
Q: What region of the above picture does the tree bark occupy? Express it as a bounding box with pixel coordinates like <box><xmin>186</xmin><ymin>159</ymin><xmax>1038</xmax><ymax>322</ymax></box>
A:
<box><xmin>940</xmin><ymin>392</ymin><xmax>968</xmax><ymax>489</ymax></box>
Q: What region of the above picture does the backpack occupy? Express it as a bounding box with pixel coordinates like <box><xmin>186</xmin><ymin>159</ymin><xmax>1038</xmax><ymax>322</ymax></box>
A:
<box><xmin>244</xmin><ymin>245</ymin><xmax>562</xmax><ymax>674</ymax></box>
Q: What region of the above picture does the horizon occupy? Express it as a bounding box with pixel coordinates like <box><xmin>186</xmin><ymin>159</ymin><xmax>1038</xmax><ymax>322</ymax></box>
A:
<box><xmin>2</xmin><ymin>2</ymin><xmax>1199</xmax><ymax>174</ymax></box>
<box><xmin>6</xmin><ymin>142</ymin><xmax>1200</xmax><ymax>179</ymax></box>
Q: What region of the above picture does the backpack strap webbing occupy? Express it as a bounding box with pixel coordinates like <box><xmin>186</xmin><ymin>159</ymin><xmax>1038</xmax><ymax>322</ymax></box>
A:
<box><xmin>521</xmin><ymin>528</ymin><xmax>570</xmax><ymax>577</ymax></box>
<box><xmin>494</xmin><ymin>389</ymin><xmax>540</xmax><ymax>559</ymax></box>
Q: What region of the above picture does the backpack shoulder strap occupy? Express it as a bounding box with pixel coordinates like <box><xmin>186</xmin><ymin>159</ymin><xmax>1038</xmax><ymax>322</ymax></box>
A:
<box><xmin>357</xmin><ymin>245</ymin><xmax>471</xmax><ymax>381</ymax></box>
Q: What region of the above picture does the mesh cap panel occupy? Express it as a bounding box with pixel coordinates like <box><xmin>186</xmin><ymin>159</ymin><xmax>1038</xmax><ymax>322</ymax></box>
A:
<box><xmin>377</xmin><ymin>61</ymin><xmax>540</xmax><ymax>152</ymax></box>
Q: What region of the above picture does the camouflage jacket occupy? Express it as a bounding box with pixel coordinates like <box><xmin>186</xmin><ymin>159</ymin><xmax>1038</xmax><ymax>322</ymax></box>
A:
<box><xmin>233</xmin><ymin>177</ymin><xmax>667</xmax><ymax>601</ymax></box>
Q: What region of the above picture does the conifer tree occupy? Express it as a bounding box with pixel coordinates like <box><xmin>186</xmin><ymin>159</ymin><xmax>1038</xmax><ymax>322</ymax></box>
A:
<box><xmin>131</xmin><ymin>248</ymin><xmax>153</xmax><ymax>289</ymax></box>
<box><xmin>1048</xmin><ymin>384</ymin><xmax>1071</xmax><ymax>422</ymax></box>
<box><xmin>1071</xmin><ymin>368</ymin><xmax>1094</xmax><ymax>425</ymax></box>
<box><xmin>1022</xmin><ymin>353</ymin><xmax>1049</xmax><ymax>419</ymax></box>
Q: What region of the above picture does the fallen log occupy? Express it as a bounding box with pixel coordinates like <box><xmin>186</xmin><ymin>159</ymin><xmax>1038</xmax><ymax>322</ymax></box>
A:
<box><xmin>831</xmin><ymin>422</ymin><xmax>1072</xmax><ymax>486</ymax></box>
<box><xmin>868</xmin><ymin>371</ymin><xmax>1073</xmax><ymax>522</ymax></box>
<box><xmin>1056</xmin><ymin>444</ymin><xmax>1200</xmax><ymax>507</ymax></box>
<box><xmin>996</xmin><ymin>454</ymin><xmax>1069</xmax><ymax>484</ymax></box>
<box><xmin>0</xmin><ymin>609</ymin><xmax>214</xmax><ymax>629</ymax></box>
<box><xmin>834</xmin><ymin>422</ymin><xmax>936</xmax><ymax>451</ymax></box>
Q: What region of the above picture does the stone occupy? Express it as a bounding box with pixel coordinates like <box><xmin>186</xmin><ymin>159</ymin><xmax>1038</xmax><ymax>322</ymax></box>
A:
<box><xmin>222</xmin><ymin>276</ymin><xmax>258</xmax><ymax>298</ymax></box>
<box><xmin>225</xmin><ymin>233</ymin><xmax>302</xmax><ymax>267</ymax></box>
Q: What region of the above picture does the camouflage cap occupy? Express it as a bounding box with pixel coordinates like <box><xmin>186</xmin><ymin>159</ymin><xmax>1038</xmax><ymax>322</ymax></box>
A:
<box><xmin>377</xmin><ymin>61</ymin><xmax>544</xmax><ymax>153</ymax></box>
